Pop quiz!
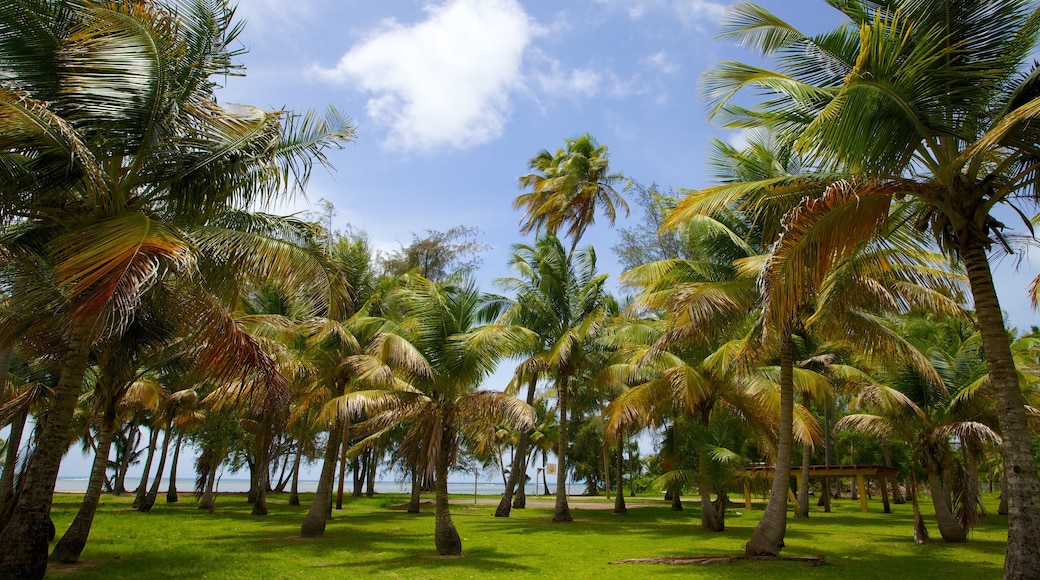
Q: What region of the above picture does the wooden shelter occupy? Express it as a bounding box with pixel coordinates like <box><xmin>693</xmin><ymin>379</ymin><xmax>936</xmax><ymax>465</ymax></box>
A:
<box><xmin>742</xmin><ymin>465</ymin><xmax>900</xmax><ymax>513</ymax></box>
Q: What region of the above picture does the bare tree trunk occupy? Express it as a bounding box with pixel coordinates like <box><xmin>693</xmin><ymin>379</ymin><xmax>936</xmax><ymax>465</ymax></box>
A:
<box><xmin>434</xmin><ymin>410</ymin><xmax>461</xmax><ymax>556</ymax></box>
<box><xmin>351</xmin><ymin>456</ymin><xmax>363</xmax><ymax>498</ymax></box>
<box><xmin>301</xmin><ymin>421</ymin><xmax>342</xmax><ymax>537</ymax></box>
<box><xmin>670</xmin><ymin>482</ymin><xmax>683</xmax><ymax>511</ymax></box>
<box><xmin>602</xmin><ymin>438</ymin><xmax>611</xmax><ymax>500</ymax></box>
<box><xmin>166</xmin><ymin>432</ymin><xmax>183</xmax><ymax>503</ymax></box>
<box><xmin>0</xmin><ymin>323</ymin><xmax>92</xmax><ymax>579</ymax></box>
<box><xmin>961</xmin><ymin>242</ymin><xmax>1040</xmax><ymax>578</ymax></box>
<box><xmin>51</xmin><ymin>421</ymin><xmax>115</xmax><ymax>563</ymax></box>
<box><xmin>745</xmin><ymin>332</ymin><xmax>794</xmax><ymax>557</ymax></box>
<box><xmin>553</xmin><ymin>373</ymin><xmax>572</xmax><ymax>522</ymax></box>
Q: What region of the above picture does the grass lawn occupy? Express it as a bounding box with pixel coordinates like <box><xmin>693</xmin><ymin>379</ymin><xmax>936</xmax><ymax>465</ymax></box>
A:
<box><xmin>46</xmin><ymin>491</ymin><xmax>1008</xmax><ymax>579</ymax></box>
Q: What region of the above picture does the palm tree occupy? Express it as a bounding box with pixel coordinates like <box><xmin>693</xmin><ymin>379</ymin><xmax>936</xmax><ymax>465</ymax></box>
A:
<box><xmin>839</xmin><ymin>314</ymin><xmax>1004</xmax><ymax>542</ymax></box>
<box><xmin>495</xmin><ymin>234</ymin><xmax>613</xmax><ymax>522</ymax></box>
<box><xmin>335</xmin><ymin>275</ymin><xmax>535</xmax><ymax>555</ymax></box>
<box><xmin>515</xmin><ymin>133</ymin><xmax>629</xmax><ymax>252</ymax></box>
<box><xmin>702</xmin><ymin>3</ymin><xmax>1040</xmax><ymax>573</ymax></box>
<box><xmin>0</xmin><ymin>2</ymin><xmax>355</xmax><ymax>576</ymax></box>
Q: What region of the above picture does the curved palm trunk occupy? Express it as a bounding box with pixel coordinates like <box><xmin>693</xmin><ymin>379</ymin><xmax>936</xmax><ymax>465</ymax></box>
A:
<box><xmin>927</xmin><ymin>469</ymin><xmax>967</xmax><ymax>542</ymax></box>
<box><xmin>496</xmin><ymin>377</ymin><xmax>537</xmax><ymax>517</ymax></box>
<box><xmin>300</xmin><ymin>420</ymin><xmax>342</xmax><ymax>537</ymax></box>
<box><xmin>0</xmin><ymin>407</ymin><xmax>27</xmax><ymax>518</ymax></box>
<box><xmin>553</xmin><ymin>373</ymin><xmax>572</xmax><ymax>522</ymax></box>
<box><xmin>251</xmin><ymin>421</ymin><xmax>271</xmax><ymax>516</ymax></box>
<box><xmin>132</xmin><ymin>426</ymin><xmax>160</xmax><ymax>509</ymax></box>
<box><xmin>745</xmin><ymin>334</ymin><xmax>794</xmax><ymax>557</ymax></box>
<box><xmin>288</xmin><ymin>450</ymin><xmax>302</xmax><ymax>506</ymax></box>
<box><xmin>0</xmin><ymin>323</ymin><xmax>92</xmax><ymax>579</ymax></box>
<box><xmin>141</xmin><ymin>422</ymin><xmax>174</xmax><ymax>512</ymax></box>
<box><xmin>51</xmin><ymin>421</ymin><xmax>116</xmax><ymax>563</ymax></box>
<box><xmin>408</xmin><ymin>464</ymin><xmax>422</xmax><ymax>513</ymax></box>
<box><xmin>698</xmin><ymin>446</ymin><xmax>721</xmax><ymax>530</ymax></box>
<box><xmin>434</xmin><ymin>411</ymin><xmax>462</xmax><ymax>556</ymax></box>
<box><xmin>199</xmin><ymin>462</ymin><xmax>218</xmax><ymax>512</ymax></box>
<box><xmin>113</xmin><ymin>419</ymin><xmax>139</xmax><ymax>496</ymax></box>
<box><xmin>961</xmin><ymin>242</ymin><xmax>1040</xmax><ymax>577</ymax></box>
<box><xmin>166</xmin><ymin>432</ymin><xmax>183</xmax><ymax>503</ymax></box>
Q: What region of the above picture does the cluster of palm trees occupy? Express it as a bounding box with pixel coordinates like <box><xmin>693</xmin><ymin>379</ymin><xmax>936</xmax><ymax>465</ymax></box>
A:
<box><xmin>2</xmin><ymin>1</ymin><xmax>1040</xmax><ymax>580</ymax></box>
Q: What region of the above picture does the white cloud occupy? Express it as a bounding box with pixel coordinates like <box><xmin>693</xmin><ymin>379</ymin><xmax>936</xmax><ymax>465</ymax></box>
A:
<box><xmin>594</xmin><ymin>0</ymin><xmax>728</xmax><ymax>30</ymax></box>
<box><xmin>641</xmin><ymin>51</ymin><xmax>679</xmax><ymax>75</ymax></box>
<box><xmin>673</xmin><ymin>0</ymin><xmax>728</xmax><ymax>29</ymax></box>
<box><xmin>312</xmin><ymin>0</ymin><xmax>534</xmax><ymax>153</ymax></box>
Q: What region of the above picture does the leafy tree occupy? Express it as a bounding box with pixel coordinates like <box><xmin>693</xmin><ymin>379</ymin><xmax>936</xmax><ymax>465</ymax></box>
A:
<box><xmin>379</xmin><ymin>226</ymin><xmax>489</xmax><ymax>282</ymax></box>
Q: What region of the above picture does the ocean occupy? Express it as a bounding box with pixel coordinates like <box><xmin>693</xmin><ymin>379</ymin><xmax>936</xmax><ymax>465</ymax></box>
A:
<box><xmin>55</xmin><ymin>477</ymin><xmax>548</xmax><ymax>496</ymax></box>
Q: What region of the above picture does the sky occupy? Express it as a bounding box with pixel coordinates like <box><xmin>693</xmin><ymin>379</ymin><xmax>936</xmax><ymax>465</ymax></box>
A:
<box><xmin>53</xmin><ymin>0</ymin><xmax>1040</xmax><ymax>480</ymax></box>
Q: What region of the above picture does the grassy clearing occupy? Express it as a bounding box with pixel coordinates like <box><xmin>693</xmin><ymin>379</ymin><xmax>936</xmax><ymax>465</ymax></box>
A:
<box><xmin>46</xmin><ymin>491</ymin><xmax>1007</xmax><ymax>579</ymax></box>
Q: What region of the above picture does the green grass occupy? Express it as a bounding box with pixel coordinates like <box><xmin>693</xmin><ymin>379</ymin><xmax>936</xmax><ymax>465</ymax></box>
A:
<box><xmin>46</xmin><ymin>491</ymin><xmax>1008</xmax><ymax>579</ymax></box>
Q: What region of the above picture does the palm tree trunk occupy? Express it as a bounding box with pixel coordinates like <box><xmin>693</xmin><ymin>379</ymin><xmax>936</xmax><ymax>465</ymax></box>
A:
<box><xmin>614</xmin><ymin>440</ymin><xmax>626</xmax><ymax>514</ymax></box>
<box><xmin>335</xmin><ymin>419</ymin><xmax>349</xmax><ymax>509</ymax></box>
<box><xmin>0</xmin><ymin>323</ymin><xmax>92</xmax><ymax>579</ymax></box>
<box><xmin>199</xmin><ymin>463</ymin><xmax>218</xmax><ymax>512</ymax></box>
<box><xmin>910</xmin><ymin>471</ymin><xmax>929</xmax><ymax>544</ymax></box>
<box><xmin>301</xmin><ymin>420</ymin><xmax>342</xmax><ymax>537</ymax></box>
<box><xmin>553</xmin><ymin>373</ymin><xmax>572</xmax><ymax>522</ymax></box>
<box><xmin>434</xmin><ymin>410</ymin><xmax>462</xmax><ymax>556</ymax></box>
<box><xmin>883</xmin><ymin>439</ymin><xmax>905</xmax><ymax>504</ymax></box>
<box><xmin>133</xmin><ymin>426</ymin><xmax>160</xmax><ymax>509</ymax></box>
<box><xmin>698</xmin><ymin>444</ymin><xmax>721</xmax><ymax>530</ymax></box>
<box><xmin>745</xmin><ymin>332</ymin><xmax>794</xmax><ymax>557</ymax></box>
<box><xmin>795</xmin><ymin>441</ymin><xmax>811</xmax><ymax>519</ymax></box>
<box><xmin>140</xmin><ymin>421</ymin><xmax>173</xmax><ymax>512</ymax></box>
<box><xmin>602</xmin><ymin>438</ymin><xmax>610</xmax><ymax>500</ymax></box>
<box><xmin>365</xmin><ymin>449</ymin><xmax>376</xmax><ymax>497</ymax></box>
<box><xmin>114</xmin><ymin>418</ymin><xmax>140</xmax><ymax>496</ymax></box>
<box><xmin>51</xmin><ymin>420</ymin><xmax>116</xmax><ymax>563</ymax></box>
<box><xmin>927</xmin><ymin>469</ymin><xmax>967</xmax><ymax>542</ymax></box>
<box><xmin>251</xmin><ymin>422</ymin><xmax>270</xmax><ymax>516</ymax></box>
<box><xmin>496</xmin><ymin>377</ymin><xmax>536</xmax><ymax>517</ymax></box>
<box><xmin>351</xmin><ymin>456</ymin><xmax>363</xmax><ymax>498</ymax></box>
<box><xmin>166</xmin><ymin>432</ymin><xmax>183</xmax><ymax>503</ymax></box>
<box><xmin>408</xmin><ymin>464</ymin><xmax>422</xmax><ymax>513</ymax></box>
<box><xmin>288</xmin><ymin>450</ymin><xmax>302</xmax><ymax>506</ymax></box>
<box><xmin>0</xmin><ymin>407</ymin><xmax>27</xmax><ymax>519</ymax></box>
<box><xmin>961</xmin><ymin>241</ymin><xmax>1040</xmax><ymax>577</ymax></box>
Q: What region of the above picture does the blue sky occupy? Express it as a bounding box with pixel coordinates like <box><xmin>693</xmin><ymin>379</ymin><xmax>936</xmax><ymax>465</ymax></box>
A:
<box><xmin>55</xmin><ymin>0</ymin><xmax>1040</xmax><ymax>479</ymax></box>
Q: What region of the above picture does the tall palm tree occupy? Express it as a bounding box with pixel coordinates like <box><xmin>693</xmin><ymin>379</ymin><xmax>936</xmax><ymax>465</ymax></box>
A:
<box><xmin>495</xmin><ymin>234</ymin><xmax>613</xmax><ymax>522</ymax></box>
<box><xmin>0</xmin><ymin>2</ymin><xmax>356</xmax><ymax>577</ymax></box>
<box><xmin>334</xmin><ymin>275</ymin><xmax>535</xmax><ymax>555</ymax></box>
<box><xmin>702</xmin><ymin>3</ymin><xmax>1040</xmax><ymax>574</ymax></box>
<box><xmin>515</xmin><ymin>133</ymin><xmax>629</xmax><ymax>252</ymax></box>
